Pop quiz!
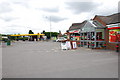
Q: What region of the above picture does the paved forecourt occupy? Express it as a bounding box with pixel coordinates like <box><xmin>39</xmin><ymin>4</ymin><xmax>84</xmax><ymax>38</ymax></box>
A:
<box><xmin>2</xmin><ymin>41</ymin><xmax>118</xmax><ymax>78</ymax></box>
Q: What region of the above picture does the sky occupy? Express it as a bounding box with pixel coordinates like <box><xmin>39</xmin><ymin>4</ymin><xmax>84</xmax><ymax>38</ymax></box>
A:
<box><xmin>0</xmin><ymin>0</ymin><xmax>119</xmax><ymax>34</ymax></box>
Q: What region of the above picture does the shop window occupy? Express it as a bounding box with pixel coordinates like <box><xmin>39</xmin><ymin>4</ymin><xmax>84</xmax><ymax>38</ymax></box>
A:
<box><xmin>84</xmin><ymin>33</ymin><xmax>87</xmax><ymax>40</ymax></box>
<box><xmin>109</xmin><ymin>29</ymin><xmax>120</xmax><ymax>42</ymax></box>
<box><xmin>91</xmin><ymin>32</ymin><xmax>95</xmax><ymax>40</ymax></box>
<box><xmin>81</xmin><ymin>33</ymin><xmax>84</xmax><ymax>40</ymax></box>
<box><xmin>96</xmin><ymin>32</ymin><xmax>103</xmax><ymax>40</ymax></box>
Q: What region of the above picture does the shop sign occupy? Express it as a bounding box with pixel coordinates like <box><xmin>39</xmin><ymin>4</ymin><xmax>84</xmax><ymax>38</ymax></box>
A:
<box><xmin>107</xmin><ymin>23</ymin><xmax>119</xmax><ymax>28</ymax></box>
<box><xmin>69</xmin><ymin>30</ymin><xmax>80</xmax><ymax>33</ymax></box>
<box><xmin>109</xmin><ymin>29</ymin><xmax>120</xmax><ymax>42</ymax></box>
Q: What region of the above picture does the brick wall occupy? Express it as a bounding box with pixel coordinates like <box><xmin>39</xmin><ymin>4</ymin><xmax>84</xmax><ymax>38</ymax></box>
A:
<box><xmin>94</xmin><ymin>16</ymin><xmax>120</xmax><ymax>51</ymax></box>
<box><xmin>105</xmin><ymin>28</ymin><xmax>120</xmax><ymax>51</ymax></box>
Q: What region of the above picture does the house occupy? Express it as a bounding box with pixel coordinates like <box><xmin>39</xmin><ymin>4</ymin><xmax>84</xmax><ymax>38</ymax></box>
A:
<box><xmin>93</xmin><ymin>13</ymin><xmax>120</xmax><ymax>51</ymax></box>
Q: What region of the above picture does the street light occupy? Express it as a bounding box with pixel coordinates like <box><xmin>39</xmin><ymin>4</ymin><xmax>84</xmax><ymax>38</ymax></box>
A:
<box><xmin>45</xmin><ymin>16</ymin><xmax>52</xmax><ymax>39</ymax></box>
<box><xmin>49</xmin><ymin>16</ymin><xmax>52</xmax><ymax>39</ymax></box>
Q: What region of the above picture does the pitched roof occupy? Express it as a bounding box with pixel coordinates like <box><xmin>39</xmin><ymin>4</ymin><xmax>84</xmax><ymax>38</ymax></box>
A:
<box><xmin>69</xmin><ymin>20</ymin><xmax>87</xmax><ymax>30</ymax></box>
<box><xmin>96</xmin><ymin>13</ymin><xmax>120</xmax><ymax>25</ymax></box>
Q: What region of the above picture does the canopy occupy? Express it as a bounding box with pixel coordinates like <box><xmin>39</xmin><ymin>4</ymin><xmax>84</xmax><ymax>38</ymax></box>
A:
<box><xmin>10</xmin><ymin>33</ymin><xmax>45</xmax><ymax>36</ymax></box>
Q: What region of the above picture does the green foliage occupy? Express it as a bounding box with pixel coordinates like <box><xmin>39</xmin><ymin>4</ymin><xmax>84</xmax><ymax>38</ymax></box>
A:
<box><xmin>28</xmin><ymin>30</ymin><xmax>34</xmax><ymax>34</ymax></box>
<box><xmin>42</xmin><ymin>30</ymin><xmax>45</xmax><ymax>34</ymax></box>
<box><xmin>23</xmin><ymin>37</ymin><xmax>28</xmax><ymax>40</ymax></box>
<box><xmin>9</xmin><ymin>36</ymin><xmax>17</xmax><ymax>40</ymax></box>
<box><xmin>2</xmin><ymin>38</ymin><xmax>8</xmax><ymax>42</ymax></box>
<box><xmin>44</xmin><ymin>32</ymin><xmax>59</xmax><ymax>39</ymax></box>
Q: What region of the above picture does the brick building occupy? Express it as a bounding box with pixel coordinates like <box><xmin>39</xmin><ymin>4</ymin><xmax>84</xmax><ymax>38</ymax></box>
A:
<box><xmin>93</xmin><ymin>13</ymin><xmax>120</xmax><ymax>51</ymax></box>
<box><xmin>68</xmin><ymin>21</ymin><xmax>87</xmax><ymax>41</ymax></box>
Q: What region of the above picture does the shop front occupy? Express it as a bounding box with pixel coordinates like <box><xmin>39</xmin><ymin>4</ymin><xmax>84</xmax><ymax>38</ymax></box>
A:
<box><xmin>80</xmin><ymin>20</ymin><xmax>106</xmax><ymax>49</ymax></box>
<box><xmin>106</xmin><ymin>24</ymin><xmax>120</xmax><ymax>51</ymax></box>
<box><xmin>69</xmin><ymin>29</ymin><xmax>80</xmax><ymax>41</ymax></box>
<box><xmin>69</xmin><ymin>29</ymin><xmax>80</xmax><ymax>47</ymax></box>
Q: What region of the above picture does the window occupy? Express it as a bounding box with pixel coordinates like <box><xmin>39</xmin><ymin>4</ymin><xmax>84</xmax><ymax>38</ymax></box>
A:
<box><xmin>109</xmin><ymin>29</ymin><xmax>120</xmax><ymax>42</ymax></box>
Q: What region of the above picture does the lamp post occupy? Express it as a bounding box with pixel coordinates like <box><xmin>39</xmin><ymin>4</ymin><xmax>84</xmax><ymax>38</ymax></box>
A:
<box><xmin>45</xmin><ymin>16</ymin><xmax>52</xmax><ymax>39</ymax></box>
<box><xmin>49</xmin><ymin>16</ymin><xmax>51</xmax><ymax>39</ymax></box>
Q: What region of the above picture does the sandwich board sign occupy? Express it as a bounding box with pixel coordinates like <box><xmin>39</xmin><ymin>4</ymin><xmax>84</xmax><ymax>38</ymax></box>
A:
<box><xmin>72</xmin><ymin>42</ymin><xmax>77</xmax><ymax>49</ymax></box>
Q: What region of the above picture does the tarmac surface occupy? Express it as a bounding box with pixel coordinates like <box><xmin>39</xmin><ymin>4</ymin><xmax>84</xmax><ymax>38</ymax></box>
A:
<box><xmin>2</xmin><ymin>41</ymin><xmax>118</xmax><ymax>78</ymax></box>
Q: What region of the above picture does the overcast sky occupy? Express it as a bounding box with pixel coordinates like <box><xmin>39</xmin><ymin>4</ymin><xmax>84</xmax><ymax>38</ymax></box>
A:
<box><xmin>0</xmin><ymin>0</ymin><xmax>119</xmax><ymax>34</ymax></box>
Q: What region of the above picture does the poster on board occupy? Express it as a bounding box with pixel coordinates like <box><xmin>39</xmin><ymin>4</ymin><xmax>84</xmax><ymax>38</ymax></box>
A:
<box><xmin>109</xmin><ymin>29</ymin><xmax>120</xmax><ymax>42</ymax></box>
<box><xmin>72</xmin><ymin>42</ymin><xmax>77</xmax><ymax>49</ymax></box>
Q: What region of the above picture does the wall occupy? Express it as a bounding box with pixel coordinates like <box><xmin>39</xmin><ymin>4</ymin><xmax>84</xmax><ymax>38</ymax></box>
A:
<box><xmin>105</xmin><ymin>28</ymin><xmax>120</xmax><ymax>51</ymax></box>
<box><xmin>94</xmin><ymin>16</ymin><xmax>120</xmax><ymax>51</ymax></box>
<box><xmin>0</xmin><ymin>42</ymin><xmax>2</xmax><ymax>79</ymax></box>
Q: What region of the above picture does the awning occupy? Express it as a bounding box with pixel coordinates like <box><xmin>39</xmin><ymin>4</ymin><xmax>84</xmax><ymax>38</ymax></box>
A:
<box><xmin>71</xmin><ymin>36</ymin><xmax>80</xmax><ymax>37</ymax></box>
<box><xmin>108</xmin><ymin>27</ymin><xmax>120</xmax><ymax>30</ymax></box>
<box><xmin>10</xmin><ymin>33</ymin><xmax>45</xmax><ymax>36</ymax></box>
<box><xmin>69</xmin><ymin>30</ymin><xmax>79</xmax><ymax>33</ymax></box>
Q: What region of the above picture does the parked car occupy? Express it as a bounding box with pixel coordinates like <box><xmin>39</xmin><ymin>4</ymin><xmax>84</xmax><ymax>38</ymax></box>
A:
<box><xmin>56</xmin><ymin>37</ymin><xmax>67</xmax><ymax>42</ymax></box>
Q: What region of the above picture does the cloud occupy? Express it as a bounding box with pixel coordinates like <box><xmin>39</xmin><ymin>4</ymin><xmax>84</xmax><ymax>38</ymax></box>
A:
<box><xmin>7</xmin><ymin>24</ymin><xmax>21</xmax><ymax>28</ymax></box>
<box><xmin>0</xmin><ymin>0</ymin><xmax>119</xmax><ymax>34</ymax></box>
<box><xmin>65</xmin><ymin>2</ymin><xmax>101</xmax><ymax>14</ymax></box>
<box><xmin>38</xmin><ymin>7</ymin><xmax>59</xmax><ymax>13</ymax></box>
<box><xmin>119</xmin><ymin>2</ymin><xmax>120</xmax><ymax>13</ymax></box>
<box><xmin>0</xmin><ymin>2</ymin><xmax>13</xmax><ymax>13</ymax></box>
<box><xmin>0</xmin><ymin>16</ymin><xmax>18</xmax><ymax>22</ymax></box>
<box><xmin>45</xmin><ymin>15</ymin><xmax>68</xmax><ymax>23</ymax></box>
<box><xmin>12</xmin><ymin>0</ymin><xmax>29</xmax><ymax>8</ymax></box>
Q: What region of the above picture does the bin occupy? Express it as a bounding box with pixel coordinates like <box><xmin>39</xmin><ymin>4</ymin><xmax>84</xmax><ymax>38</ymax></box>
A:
<box><xmin>7</xmin><ymin>40</ymin><xmax>11</xmax><ymax>46</ymax></box>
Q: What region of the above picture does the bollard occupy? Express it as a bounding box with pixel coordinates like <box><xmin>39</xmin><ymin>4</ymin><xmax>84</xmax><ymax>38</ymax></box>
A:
<box><xmin>88</xmin><ymin>43</ymin><xmax>90</xmax><ymax>48</ymax></box>
<box><xmin>7</xmin><ymin>40</ymin><xmax>11</xmax><ymax>46</ymax></box>
<box><xmin>103</xmin><ymin>43</ymin><xmax>106</xmax><ymax>50</ymax></box>
<box><xmin>116</xmin><ymin>44</ymin><xmax>119</xmax><ymax>52</ymax></box>
<box><xmin>91</xmin><ymin>43</ymin><xmax>94</xmax><ymax>49</ymax></box>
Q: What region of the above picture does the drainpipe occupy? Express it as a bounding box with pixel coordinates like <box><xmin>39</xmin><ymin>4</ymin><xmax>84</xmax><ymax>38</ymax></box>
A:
<box><xmin>79</xmin><ymin>31</ymin><xmax>81</xmax><ymax>47</ymax></box>
<box><xmin>94</xmin><ymin>29</ymin><xmax>97</xmax><ymax>48</ymax></box>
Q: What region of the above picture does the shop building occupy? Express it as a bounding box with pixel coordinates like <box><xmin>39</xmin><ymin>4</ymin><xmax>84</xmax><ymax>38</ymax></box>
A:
<box><xmin>80</xmin><ymin>20</ymin><xmax>106</xmax><ymax>48</ymax></box>
<box><xmin>93</xmin><ymin>13</ymin><xmax>120</xmax><ymax>51</ymax></box>
<box><xmin>66</xmin><ymin>21</ymin><xmax>87</xmax><ymax>47</ymax></box>
<box><xmin>68</xmin><ymin>21</ymin><xmax>87</xmax><ymax>41</ymax></box>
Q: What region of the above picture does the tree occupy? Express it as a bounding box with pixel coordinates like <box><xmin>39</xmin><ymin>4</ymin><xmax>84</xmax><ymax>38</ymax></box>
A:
<box><xmin>42</xmin><ymin>30</ymin><xmax>45</xmax><ymax>34</ymax></box>
<box><xmin>28</xmin><ymin>30</ymin><xmax>34</xmax><ymax>41</ymax></box>
<box><xmin>44</xmin><ymin>32</ymin><xmax>59</xmax><ymax>39</ymax></box>
<box><xmin>28</xmin><ymin>30</ymin><xmax>34</xmax><ymax>34</ymax></box>
<box><xmin>59</xmin><ymin>30</ymin><xmax>61</xmax><ymax>34</ymax></box>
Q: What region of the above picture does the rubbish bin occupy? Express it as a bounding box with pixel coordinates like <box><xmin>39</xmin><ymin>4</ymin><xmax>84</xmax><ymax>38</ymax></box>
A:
<box><xmin>7</xmin><ymin>40</ymin><xmax>11</xmax><ymax>46</ymax></box>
